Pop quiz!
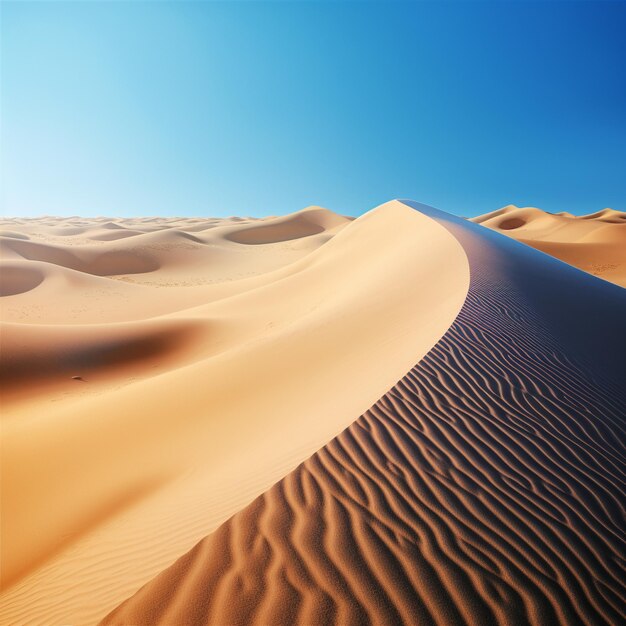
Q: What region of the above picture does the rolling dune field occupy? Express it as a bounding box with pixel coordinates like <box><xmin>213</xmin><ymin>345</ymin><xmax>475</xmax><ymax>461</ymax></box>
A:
<box><xmin>1</xmin><ymin>201</ymin><xmax>624</xmax><ymax>626</ymax></box>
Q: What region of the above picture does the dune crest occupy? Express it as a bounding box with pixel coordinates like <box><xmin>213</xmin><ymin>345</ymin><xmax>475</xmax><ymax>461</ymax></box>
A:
<box><xmin>101</xmin><ymin>202</ymin><xmax>626</xmax><ymax>626</ymax></box>
<box><xmin>0</xmin><ymin>202</ymin><xmax>469</xmax><ymax>624</ymax></box>
<box><xmin>472</xmin><ymin>205</ymin><xmax>626</xmax><ymax>286</ymax></box>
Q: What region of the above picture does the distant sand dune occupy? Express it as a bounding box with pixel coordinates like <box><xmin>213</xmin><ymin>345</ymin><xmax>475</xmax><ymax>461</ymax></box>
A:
<box><xmin>0</xmin><ymin>263</ymin><xmax>44</xmax><ymax>297</ymax></box>
<box><xmin>102</xmin><ymin>203</ymin><xmax>626</xmax><ymax>626</ymax></box>
<box><xmin>1</xmin><ymin>236</ymin><xmax>160</xmax><ymax>276</ymax></box>
<box><xmin>579</xmin><ymin>209</ymin><xmax>625</xmax><ymax>223</ymax></box>
<box><xmin>87</xmin><ymin>229</ymin><xmax>144</xmax><ymax>241</ymax></box>
<box><xmin>225</xmin><ymin>207</ymin><xmax>350</xmax><ymax>245</ymax></box>
<box><xmin>472</xmin><ymin>205</ymin><xmax>626</xmax><ymax>287</ymax></box>
<box><xmin>0</xmin><ymin>230</ymin><xmax>30</xmax><ymax>240</ymax></box>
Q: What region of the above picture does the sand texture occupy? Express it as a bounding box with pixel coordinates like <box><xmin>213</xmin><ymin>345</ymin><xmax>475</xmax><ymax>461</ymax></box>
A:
<box><xmin>0</xmin><ymin>203</ymin><xmax>469</xmax><ymax>624</ymax></box>
<box><xmin>101</xmin><ymin>202</ymin><xmax>626</xmax><ymax>626</ymax></box>
<box><xmin>471</xmin><ymin>205</ymin><xmax>626</xmax><ymax>287</ymax></box>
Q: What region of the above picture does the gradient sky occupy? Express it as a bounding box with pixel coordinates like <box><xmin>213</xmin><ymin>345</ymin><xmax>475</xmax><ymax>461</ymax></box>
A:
<box><xmin>2</xmin><ymin>1</ymin><xmax>625</xmax><ymax>218</ymax></box>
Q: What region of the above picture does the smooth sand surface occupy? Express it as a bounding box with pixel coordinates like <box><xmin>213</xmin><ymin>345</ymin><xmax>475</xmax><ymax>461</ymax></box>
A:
<box><xmin>101</xmin><ymin>202</ymin><xmax>626</xmax><ymax>626</ymax></box>
<box><xmin>0</xmin><ymin>203</ymin><xmax>469</xmax><ymax>624</ymax></box>
<box><xmin>472</xmin><ymin>205</ymin><xmax>626</xmax><ymax>287</ymax></box>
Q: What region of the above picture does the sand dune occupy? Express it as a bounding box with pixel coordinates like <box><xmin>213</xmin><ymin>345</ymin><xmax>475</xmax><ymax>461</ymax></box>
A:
<box><xmin>0</xmin><ymin>262</ymin><xmax>45</xmax><ymax>297</ymax></box>
<box><xmin>87</xmin><ymin>228</ymin><xmax>145</xmax><ymax>241</ymax></box>
<box><xmin>224</xmin><ymin>206</ymin><xmax>349</xmax><ymax>244</ymax></box>
<box><xmin>102</xmin><ymin>202</ymin><xmax>626</xmax><ymax>626</ymax></box>
<box><xmin>472</xmin><ymin>205</ymin><xmax>626</xmax><ymax>287</ymax></box>
<box><xmin>0</xmin><ymin>230</ymin><xmax>30</xmax><ymax>240</ymax></box>
<box><xmin>0</xmin><ymin>203</ymin><xmax>468</xmax><ymax>624</ymax></box>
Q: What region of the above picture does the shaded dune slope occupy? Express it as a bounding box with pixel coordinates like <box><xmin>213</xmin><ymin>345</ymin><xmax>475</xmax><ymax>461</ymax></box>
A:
<box><xmin>0</xmin><ymin>318</ymin><xmax>204</xmax><ymax>400</ymax></box>
<box><xmin>103</xmin><ymin>202</ymin><xmax>626</xmax><ymax>626</ymax></box>
<box><xmin>0</xmin><ymin>263</ymin><xmax>45</xmax><ymax>296</ymax></box>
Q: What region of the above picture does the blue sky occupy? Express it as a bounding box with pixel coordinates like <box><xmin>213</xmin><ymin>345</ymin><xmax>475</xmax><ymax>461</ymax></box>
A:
<box><xmin>2</xmin><ymin>1</ymin><xmax>625</xmax><ymax>218</ymax></box>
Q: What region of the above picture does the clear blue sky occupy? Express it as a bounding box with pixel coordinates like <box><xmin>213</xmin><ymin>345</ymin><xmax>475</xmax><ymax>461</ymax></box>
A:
<box><xmin>2</xmin><ymin>1</ymin><xmax>625</xmax><ymax>218</ymax></box>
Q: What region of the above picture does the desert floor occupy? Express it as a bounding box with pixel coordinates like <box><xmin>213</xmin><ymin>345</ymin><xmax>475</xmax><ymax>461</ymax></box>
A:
<box><xmin>1</xmin><ymin>201</ymin><xmax>625</xmax><ymax>625</ymax></box>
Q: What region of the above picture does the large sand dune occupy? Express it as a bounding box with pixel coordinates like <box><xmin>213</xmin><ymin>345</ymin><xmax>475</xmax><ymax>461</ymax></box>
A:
<box><xmin>101</xmin><ymin>202</ymin><xmax>626</xmax><ymax>626</ymax></box>
<box><xmin>0</xmin><ymin>203</ymin><xmax>469</xmax><ymax>624</ymax></box>
<box><xmin>472</xmin><ymin>205</ymin><xmax>626</xmax><ymax>287</ymax></box>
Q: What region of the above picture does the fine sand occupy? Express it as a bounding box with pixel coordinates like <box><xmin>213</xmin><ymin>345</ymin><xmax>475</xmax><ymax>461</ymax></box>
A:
<box><xmin>0</xmin><ymin>203</ymin><xmax>469</xmax><ymax>624</ymax></box>
<box><xmin>472</xmin><ymin>205</ymin><xmax>626</xmax><ymax>287</ymax></box>
<box><xmin>100</xmin><ymin>202</ymin><xmax>626</xmax><ymax>626</ymax></box>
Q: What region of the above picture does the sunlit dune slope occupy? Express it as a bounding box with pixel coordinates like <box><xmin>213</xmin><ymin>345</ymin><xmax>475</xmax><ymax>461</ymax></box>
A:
<box><xmin>103</xmin><ymin>201</ymin><xmax>626</xmax><ymax>626</ymax></box>
<box><xmin>472</xmin><ymin>205</ymin><xmax>626</xmax><ymax>287</ymax></box>
<box><xmin>0</xmin><ymin>202</ymin><xmax>469</xmax><ymax>625</ymax></box>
